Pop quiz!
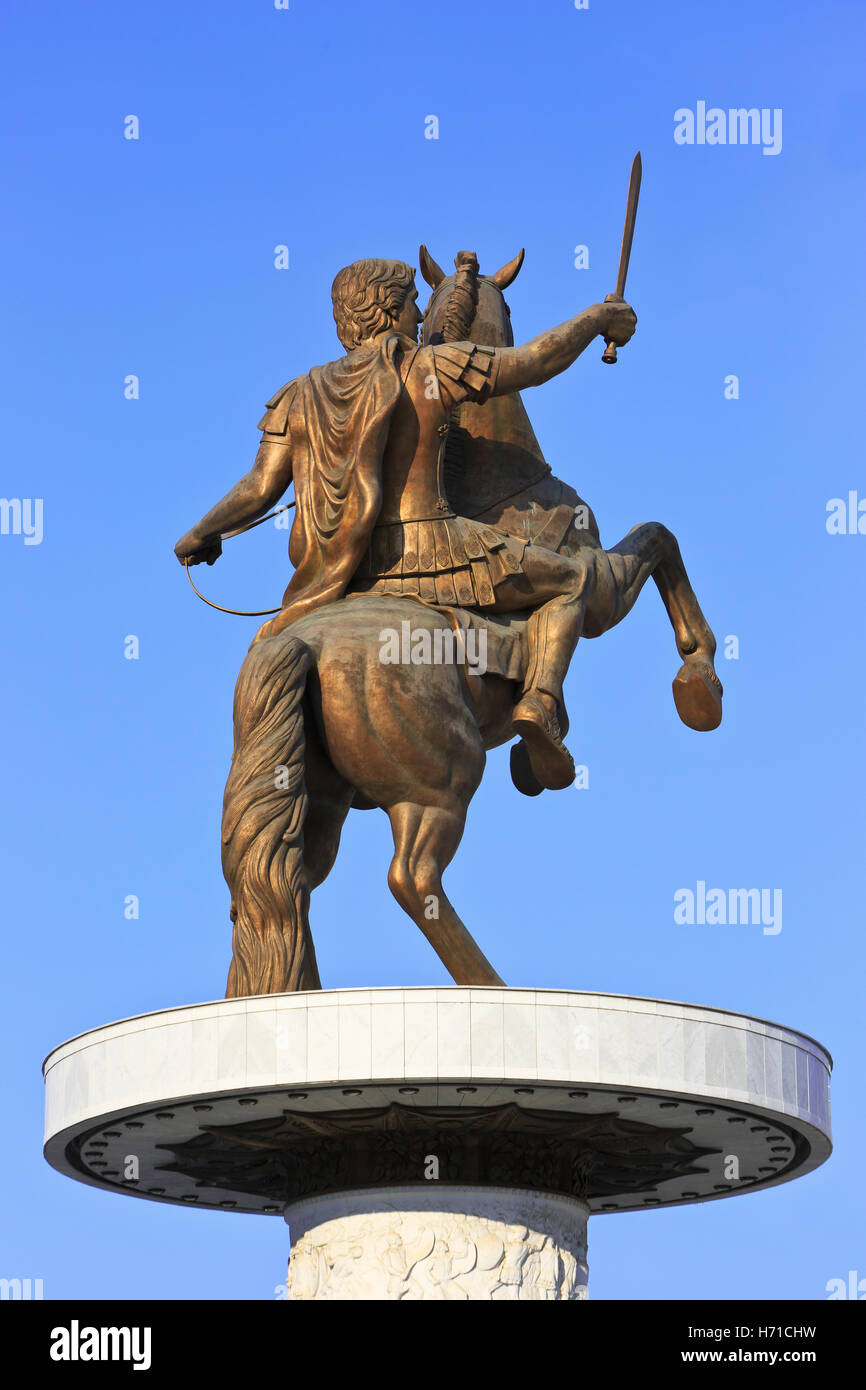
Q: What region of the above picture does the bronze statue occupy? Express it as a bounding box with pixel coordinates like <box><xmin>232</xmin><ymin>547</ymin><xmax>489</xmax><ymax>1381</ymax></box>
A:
<box><xmin>175</xmin><ymin>238</ymin><xmax>722</xmax><ymax>996</ymax></box>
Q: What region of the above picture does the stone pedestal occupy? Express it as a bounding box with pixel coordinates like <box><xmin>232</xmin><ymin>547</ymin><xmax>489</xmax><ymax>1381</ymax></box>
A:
<box><xmin>43</xmin><ymin>987</ymin><xmax>832</xmax><ymax>1300</ymax></box>
<box><xmin>285</xmin><ymin>1186</ymin><xmax>589</xmax><ymax>1300</ymax></box>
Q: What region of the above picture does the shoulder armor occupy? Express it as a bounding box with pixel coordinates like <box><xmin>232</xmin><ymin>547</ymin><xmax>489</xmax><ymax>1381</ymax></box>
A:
<box><xmin>257</xmin><ymin>379</ymin><xmax>298</xmax><ymax>437</ymax></box>
<box><xmin>431</xmin><ymin>343</ymin><xmax>496</xmax><ymax>398</ymax></box>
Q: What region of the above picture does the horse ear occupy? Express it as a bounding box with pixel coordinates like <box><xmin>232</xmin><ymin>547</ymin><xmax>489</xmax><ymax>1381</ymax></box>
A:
<box><xmin>419</xmin><ymin>245</ymin><xmax>446</xmax><ymax>289</ymax></box>
<box><xmin>491</xmin><ymin>248</ymin><xmax>525</xmax><ymax>290</ymax></box>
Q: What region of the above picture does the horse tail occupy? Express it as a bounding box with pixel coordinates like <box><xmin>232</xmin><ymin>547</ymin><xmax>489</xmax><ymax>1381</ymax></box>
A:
<box><xmin>221</xmin><ymin>633</ymin><xmax>320</xmax><ymax>996</ymax></box>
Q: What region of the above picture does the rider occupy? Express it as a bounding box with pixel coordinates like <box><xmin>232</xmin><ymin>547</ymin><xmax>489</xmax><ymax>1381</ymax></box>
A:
<box><xmin>175</xmin><ymin>258</ymin><xmax>637</xmax><ymax>791</ymax></box>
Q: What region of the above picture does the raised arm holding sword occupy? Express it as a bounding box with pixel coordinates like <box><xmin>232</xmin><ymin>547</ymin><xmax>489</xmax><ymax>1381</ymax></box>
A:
<box><xmin>176</xmin><ymin>154</ymin><xmax>721</xmax><ymax>796</ymax></box>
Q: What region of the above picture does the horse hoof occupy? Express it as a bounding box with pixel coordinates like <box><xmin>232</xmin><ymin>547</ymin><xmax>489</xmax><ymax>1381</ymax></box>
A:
<box><xmin>510</xmin><ymin>740</ymin><xmax>544</xmax><ymax>797</ymax></box>
<box><xmin>673</xmin><ymin>662</ymin><xmax>723</xmax><ymax>732</ymax></box>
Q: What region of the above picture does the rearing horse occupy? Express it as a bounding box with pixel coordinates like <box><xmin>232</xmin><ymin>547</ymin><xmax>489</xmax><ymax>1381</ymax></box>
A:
<box><xmin>419</xmin><ymin>246</ymin><xmax>722</xmax><ymax>742</ymax></box>
<box><xmin>220</xmin><ymin>251</ymin><xmax>722</xmax><ymax>997</ymax></box>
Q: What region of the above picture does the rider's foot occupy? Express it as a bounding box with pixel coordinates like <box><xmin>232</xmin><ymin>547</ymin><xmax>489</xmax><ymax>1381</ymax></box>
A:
<box><xmin>673</xmin><ymin>660</ymin><xmax>723</xmax><ymax>732</ymax></box>
<box><xmin>512</xmin><ymin>692</ymin><xmax>576</xmax><ymax>790</ymax></box>
<box><xmin>510</xmin><ymin>739</ymin><xmax>544</xmax><ymax>797</ymax></box>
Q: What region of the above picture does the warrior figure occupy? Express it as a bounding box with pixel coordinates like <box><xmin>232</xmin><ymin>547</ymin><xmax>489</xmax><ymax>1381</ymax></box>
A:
<box><xmin>175</xmin><ymin>257</ymin><xmax>641</xmax><ymax>790</ymax></box>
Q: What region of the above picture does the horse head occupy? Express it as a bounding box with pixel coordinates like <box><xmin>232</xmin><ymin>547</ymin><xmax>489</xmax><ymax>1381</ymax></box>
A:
<box><xmin>419</xmin><ymin>245</ymin><xmax>524</xmax><ymax>347</ymax></box>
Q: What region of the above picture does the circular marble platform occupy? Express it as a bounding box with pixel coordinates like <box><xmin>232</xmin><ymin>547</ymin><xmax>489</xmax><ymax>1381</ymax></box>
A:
<box><xmin>43</xmin><ymin>987</ymin><xmax>832</xmax><ymax>1217</ymax></box>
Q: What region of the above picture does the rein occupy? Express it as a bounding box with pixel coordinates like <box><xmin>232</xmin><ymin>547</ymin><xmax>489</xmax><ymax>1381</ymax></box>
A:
<box><xmin>186</xmin><ymin>341</ymin><xmax>422</xmax><ymax>619</ymax></box>
<box><xmin>188</xmin><ymin>267</ymin><xmax>524</xmax><ymax>620</ymax></box>
<box><xmin>183</xmin><ymin>502</ymin><xmax>294</xmax><ymax>617</ymax></box>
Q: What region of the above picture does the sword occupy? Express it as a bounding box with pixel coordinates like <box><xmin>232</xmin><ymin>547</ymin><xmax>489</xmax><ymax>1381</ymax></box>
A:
<box><xmin>602</xmin><ymin>151</ymin><xmax>641</xmax><ymax>364</ymax></box>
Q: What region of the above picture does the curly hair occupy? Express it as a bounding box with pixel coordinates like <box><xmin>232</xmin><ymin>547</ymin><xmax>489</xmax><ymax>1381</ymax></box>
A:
<box><xmin>331</xmin><ymin>258</ymin><xmax>416</xmax><ymax>350</ymax></box>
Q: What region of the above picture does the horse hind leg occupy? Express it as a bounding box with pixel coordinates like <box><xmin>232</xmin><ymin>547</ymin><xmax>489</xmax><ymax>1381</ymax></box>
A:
<box><xmin>386</xmin><ymin>800</ymin><xmax>505</xmax><ymax>986</ymax></box>
<box><xmin>314</xmin><ymin>610</ymin><xmax>505</xmax><ymax>984</ymax></box>
<box><xmin>586</xmin><ymin>522</ymin><xmax>723</xmax><ymax>732</ymax></box>
<box><xmin>302</xmin><ymin>718</ymin><xmax>354</xmax><ymax>891</ymax></box>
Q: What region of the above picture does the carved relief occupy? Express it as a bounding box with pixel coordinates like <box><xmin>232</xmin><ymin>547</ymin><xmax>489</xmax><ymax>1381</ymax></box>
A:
<box><xmin>157</xmin><ymin>1100</ymin><xmax>717</xmax><ymax>1206</ymax></box>
<box><xmin>286</xmin><ymin>1198</ymin><xmax>589</xmax><ymax>1301</ymax></box>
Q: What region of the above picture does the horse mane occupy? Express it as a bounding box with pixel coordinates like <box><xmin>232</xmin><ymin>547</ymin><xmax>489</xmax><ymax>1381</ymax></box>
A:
<box><xmin>424</xmin><ymin>253</ymin><xmax>481</xmax><ymax>493</ymax></box>
<box><xmin>439</xmin><ymin>251</ymin><xmax>479</xmax><ymax>343</ymax></box>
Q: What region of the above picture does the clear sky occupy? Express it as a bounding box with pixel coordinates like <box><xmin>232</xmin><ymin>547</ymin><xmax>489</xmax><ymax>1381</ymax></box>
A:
<box><xmin>1</xmin><ymin>0</ymin><xmax>863</xmax><ymax>1301</ymax></box>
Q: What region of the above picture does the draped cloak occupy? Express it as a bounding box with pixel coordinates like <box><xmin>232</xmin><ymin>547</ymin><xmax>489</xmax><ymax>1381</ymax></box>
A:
<box><xmin>256</xmin><ymin>334</ymin><xmax>408</xmax><ymax>635</ymax></box>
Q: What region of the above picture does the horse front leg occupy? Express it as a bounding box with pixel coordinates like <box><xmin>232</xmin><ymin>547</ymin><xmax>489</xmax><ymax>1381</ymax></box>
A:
<box><xmin>585</xmin><ymin>522</ymin><xmax>723</xmax><ymax>731</ymax></box>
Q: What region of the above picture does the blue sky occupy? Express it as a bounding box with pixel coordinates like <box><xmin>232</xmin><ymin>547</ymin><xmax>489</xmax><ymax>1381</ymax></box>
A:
<box><xmin>1</xmin><ymin>0</ymin><xmax>863</xmax><ymax>1300</ymax></box>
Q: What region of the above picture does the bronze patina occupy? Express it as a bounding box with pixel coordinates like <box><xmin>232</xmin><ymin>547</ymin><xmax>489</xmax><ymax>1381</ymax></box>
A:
<box><xmin>601</xmin><ymin>151</ymin><xmax>642</xmax><ymax>364</ymax></box>
<box><xmin>176</xmin><ymin>209</ymin><xmax>722</xmax><ymax>995</ymax></box>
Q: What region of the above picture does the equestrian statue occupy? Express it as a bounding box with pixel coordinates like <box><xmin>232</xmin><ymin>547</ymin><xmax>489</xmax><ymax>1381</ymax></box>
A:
<box><xmin>175</xmin><ymin>184</ymin><xmax>722</xmax><ymax>995</ymax></box>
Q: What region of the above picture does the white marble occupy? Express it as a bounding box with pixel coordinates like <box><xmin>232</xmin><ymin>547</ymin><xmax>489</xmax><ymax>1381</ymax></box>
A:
<box><xmin>367</xmin><ymin>1000</ymin><xmax>399</xmax><ymax>1076</ymax></box>
<box><xmin>284</xmin><ymin>1186</ymin><xmax>589</xmax><ymax>1301</ymax></box>
<box><xmin>437</xmin><ymin>998</ymin><xmax>471</xmax><ymax>1075</ymax></box>
<box><xmin>44</xmin><ymin>987</ymin><xmax>833</xmax><ymax>1142</ymax></box>
<box><xmin>337</xmin><ymin>1003</ymin><xmax>373</xmax><ymax>1082</ymax></box>
<box><xmin>43</xmin><ymin>987</ymin><xmax>833</xmax><ymax>1228</ymax></box>
<box><xmin>403</xmin><ymin>1000</ymin><xmax>437</xmax><ymax>1076</ymax></box>
<box><xmin>469</xmin><ymin>1000</ymin><xmax>505</xmax><ymax>1077</ymax></box>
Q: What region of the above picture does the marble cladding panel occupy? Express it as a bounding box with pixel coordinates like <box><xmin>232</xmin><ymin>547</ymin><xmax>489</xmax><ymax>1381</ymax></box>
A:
<box><xmin>469</xmin><ymin>1000</ymin><xmax>505</xmax><ymax>1078</ymax></box>
<box><xmin>44</xmin><ymin>989</ymin><xmax>832</xmax><ymax>1143</ymax></box>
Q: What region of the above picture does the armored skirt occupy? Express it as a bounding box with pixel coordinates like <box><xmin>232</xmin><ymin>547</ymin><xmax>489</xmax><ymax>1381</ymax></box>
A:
<box><xmin>351</xmin><ymin>513</ymin><xmax>527</xmax><ymax>608</ymax></box>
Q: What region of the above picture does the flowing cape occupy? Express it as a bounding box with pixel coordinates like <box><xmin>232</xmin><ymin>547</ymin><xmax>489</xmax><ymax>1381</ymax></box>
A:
<box><xmin>257</xmin><ymin>335</ymin><xmax>407</xmax><ymax>632</ymax></box>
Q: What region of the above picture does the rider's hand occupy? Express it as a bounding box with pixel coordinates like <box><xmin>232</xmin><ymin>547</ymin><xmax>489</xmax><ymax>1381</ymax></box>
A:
<box><xmin>175</xmin><ymin>529</ymin><xmax>222</xmax><ymax>566</ymax></box>
<box><xmin>599</xmin><ymin>297</ymin><xmax>637</xmax><ymax>347</ymax></box>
